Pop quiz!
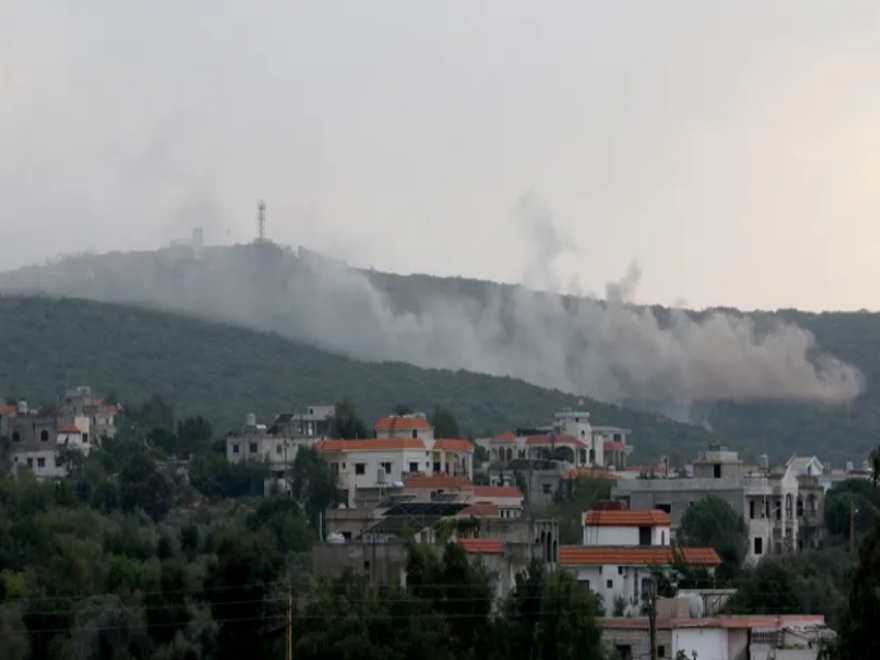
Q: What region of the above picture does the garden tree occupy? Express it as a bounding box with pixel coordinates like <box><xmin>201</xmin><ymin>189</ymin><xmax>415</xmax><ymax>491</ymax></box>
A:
<box><xmin>118</xmin><ymin>453</ymin><xmax>174</xmax><ymax>521</ymax></box>
<box><xmin>204</xmin><ymin>529</ymin><xmax>285</xmax><ymax>660</ymax></box>
<box><xmin>247</xmin><ymin>497</ymin><xmax>313</xmax><ymax>555</ymax></box>
<box><xmin>330</xmin><ymin>397</ymin><xmax>369</xmax><ymax>439</ymax></box>
<box><xmin>405</xmin><ymin>541</ymin><xmax>496</xmax><ymax>659</ymax></box>
<box><xmin>728</xmin><ymin>559</ymin><xmax>802</xmax><ymax>614</ymax></box>
<box><xmin>536</xmin><ymin>570</ymin><xmax>607</xmax><ymax>660</ymax></box>
<box><xmin>293</xmin><ymin>570</ymin><xmax>450</xmax><ymax>660</ymax></box>
<box><xmin>431</xmin><ymin>404</ymin><xmax>460</xmax><ymax>438</ymax></box>
<box><xmin>188</xmin><ymin>452</ymin><xmax>268</xmax><ymax>499</ymax></box>
<box><xmin>549</xmin><ymin>476</ymin><xmax>613</xmax><ymax>544</ymax></box>
<box><xmin>131</xmin><ymin>393</ymin><xmax>175</xmax><ymax>431</ymax></box>
<box><xmin>176</xmin><ymin>415</ymin><xmax>213</xmax><ymax>456</ymax></box>
<box><xmin>289</xmin><ymin>446</ymin><xmax>339</xmax><ymax>531</ymax></box>
<box><xmin>825</xmin><ymin>479</ymin><xmax>880</xmax><ymax>541</ymax></box>
<box><xmin>394</xmin><ymin>403</ymin><xmax>414</xmax><ymax>415</ymax></box>
<box><xmin>677</xmin><ymin>496</ymin><xmax>748</xmax><ymax>583</ymax></box>
<box><xmin>829</xmin><ymin>516</ymin><xmax>880</xmax><ymax>660</ymax></box>
<box><xmin>648</xmin><ymin>548</ymin><xmax>716</xmax><ymax>598</ymax></box>
<box><xmin>147</xmin><ymin>427</ymin><xmax>180</xmax><ymax>456</ymax></box>
<box><xmin>144</xmin><ymin>558</ymin><xmax>193</xmax><ymax>648</ymax></box>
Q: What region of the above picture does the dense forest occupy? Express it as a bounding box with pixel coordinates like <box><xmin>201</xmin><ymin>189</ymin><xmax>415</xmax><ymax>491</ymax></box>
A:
<box><xmin>0</xmin><ymin>296</ymin><xmax>719</xmax><ymax>463</ymax></box>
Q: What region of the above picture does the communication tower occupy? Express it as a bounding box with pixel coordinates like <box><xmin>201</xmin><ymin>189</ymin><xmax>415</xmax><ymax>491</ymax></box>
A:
<box><xmin>257</xmin><ymin>200</ymin><xmax>266</xmax><ymax>242</ymax></box>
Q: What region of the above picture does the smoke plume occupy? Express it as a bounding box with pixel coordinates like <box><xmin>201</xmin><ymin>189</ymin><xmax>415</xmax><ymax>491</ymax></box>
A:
<box><xmin>0</xmin><ymin>195</ymin><xmax>863</xmax><ymax>420</ymax></box>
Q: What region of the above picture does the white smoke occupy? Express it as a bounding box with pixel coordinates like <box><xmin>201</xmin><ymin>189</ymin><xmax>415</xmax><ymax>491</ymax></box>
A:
<box><xmin>0</xmin><ymin>194</ymin><xmax>863</xmax><ymax>417</ymax></box>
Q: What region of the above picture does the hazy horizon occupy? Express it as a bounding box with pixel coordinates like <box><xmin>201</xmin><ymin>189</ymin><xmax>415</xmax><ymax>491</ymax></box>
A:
<box><xmin>4</xmin><ymin>2</ymin><xmax>880</xmax><ymax>313</ymax></box>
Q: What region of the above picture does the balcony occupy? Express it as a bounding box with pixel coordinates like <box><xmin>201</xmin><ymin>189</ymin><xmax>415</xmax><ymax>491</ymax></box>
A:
<box><xmin>743</xmin><ymin>475</ymin><xmax>772</xmax><ymax>496</ymax></box>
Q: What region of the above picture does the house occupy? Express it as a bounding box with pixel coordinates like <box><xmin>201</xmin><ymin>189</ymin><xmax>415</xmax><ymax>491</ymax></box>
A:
<box><xmin>560</xmin><ymin>546</ymin><xmax>721</xmax><ymax>615</ymax></box>
<box><xmin>582</xmin><ymin>509</ymin><xmax>672</xmax><ymax>547</ymax></box>
<box><xmin>592</xmin><ymin>425</ymin><xmax>633</xmax><ymax>470</ymax></box>
<box><xmin>601</xmin><ymin>611</ymin><xmax>833</xmax><ymax>660</ymax></box>
<box><xmin>315</xmin><ymin>437</ymin><xmax>475</xmax><ymax>507</ymax></box>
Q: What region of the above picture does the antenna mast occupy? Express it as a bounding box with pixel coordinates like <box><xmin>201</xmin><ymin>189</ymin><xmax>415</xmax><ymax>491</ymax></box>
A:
<box><xmin>257</xmin><ymin>200</ymin><xmax>266</xmax><ymax>242</ymax></box>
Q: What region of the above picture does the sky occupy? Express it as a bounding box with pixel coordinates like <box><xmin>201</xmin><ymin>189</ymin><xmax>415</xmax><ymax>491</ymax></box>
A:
<box><xmin>2</xmin><ymin>1</ymin><xmax>880</xmax><ymax>312</ymax></box>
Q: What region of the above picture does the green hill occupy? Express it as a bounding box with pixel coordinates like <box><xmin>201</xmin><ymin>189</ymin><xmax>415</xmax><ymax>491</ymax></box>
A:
<box><xmin>0</xmin><ymin>295</ymin><xmax>719</xmax><ymax>462</ymax></box>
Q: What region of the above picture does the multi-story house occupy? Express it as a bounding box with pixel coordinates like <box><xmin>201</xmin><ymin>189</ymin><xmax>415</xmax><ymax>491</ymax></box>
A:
<box><xmin>561</xmin><ymin>509</ymin><xmax>720</xmax><ymax>614</ymax></box>
<box><xmin>613</xmin><ymin>446</ymin><xmax>825</xmax><ymax>562</ymax></box>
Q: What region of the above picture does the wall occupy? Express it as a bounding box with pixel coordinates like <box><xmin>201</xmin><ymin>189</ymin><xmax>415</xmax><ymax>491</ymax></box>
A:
<box><xmin>584</xmin><ymin>525</ymin><xmax>671</xmax><ymax>546</ymax></box>
<box><xmin>601</xmin><ymin>626</ymin><xmax>672</xmax><ymax>660</ymax></box>
<box><xmin>615</xmin><ymin>479</ymin><xmax>746</xmax><ymax>527</ymax></box>
<box><xmin>673</xmin><ymin>628</ymin><xmax>729</xmax><ymax>660</ymax></box>
<box><xmin>11</xmin><ymin>449</ymin><xmax>66</xmax><ymax>479</ymax></box>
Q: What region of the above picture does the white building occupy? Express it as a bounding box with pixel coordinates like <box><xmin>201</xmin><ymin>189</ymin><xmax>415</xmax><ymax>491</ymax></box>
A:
<box><xmin>316</xmin><ymin>437</ymin><xmax>475</xmax><ymax>507</ymax></box>
<box><xmin>560</xmin><ymin>545</ymin><xmax>721</xmax><ymax>615</ymax></box>
<box><xmin>582</xmin><ymin>509</ymin><xmax>672</xmax><ymax>547</ymax></box>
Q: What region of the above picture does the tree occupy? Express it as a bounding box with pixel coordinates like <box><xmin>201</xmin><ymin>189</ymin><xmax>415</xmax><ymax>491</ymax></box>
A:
<box><xmin>118</xmin><ymin>453</ymin><xmax>174</xmax><ymax>521</ymax></box>
<box><xmin>394</xmin><ymin>403</ymin><xmax>414</xmax><ymax>415</ymax></box>
<box><xmin>548</xmin><ymin>476</ymin><xmax>613</xmax><ymax>544</ymax></box>
<box><xmin>289</xmin><ymin>446</ymin><xmax>338</xmax><ymax>531</ymax></box>
<box><xmin>176</xmin><ymin>416</ymin><xmax>213</xmax><ymax>456</ymax></box>
<box><xmin>431</xmin><ymin>404</ymin><xmax>460</xmax><ymax>438</ymax></box>
<box><xmin>825</xmin><ymin>479</ymin><xmax>880</xmax><ymax>542</ymax></box>
<box><xmin>677</xmin><ymin>496</ymin><xmax>748</xmax><ymax>583</ymax></box>
<box><xmin>329</xmin><ymin>397</ymin><xmax>369</xmax><ymax>439</ymax></box>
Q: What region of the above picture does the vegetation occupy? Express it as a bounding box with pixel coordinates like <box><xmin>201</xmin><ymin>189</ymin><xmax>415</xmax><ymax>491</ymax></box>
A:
<box><xmin>677</xmin><ymin>496</ymin><xmax>749</xmax><ymax>583</ymax></box>
<box><xmin>0</xmin><ymin>296</ymin><xmax>720</xmax><ymax>460</ymax></box>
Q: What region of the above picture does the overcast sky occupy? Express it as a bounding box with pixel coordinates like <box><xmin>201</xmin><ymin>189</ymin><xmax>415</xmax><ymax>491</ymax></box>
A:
<box><xmin>2</xmin><ymin>2</ymin><xmax>879</xmax><ymax>311</ymax></box>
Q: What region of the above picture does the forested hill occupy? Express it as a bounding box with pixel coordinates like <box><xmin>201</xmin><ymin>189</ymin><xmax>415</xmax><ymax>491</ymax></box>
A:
<box><xmin>0</xmin><ymin>295</ymin><xmax>719</xmax><ymax>462</ymax></box>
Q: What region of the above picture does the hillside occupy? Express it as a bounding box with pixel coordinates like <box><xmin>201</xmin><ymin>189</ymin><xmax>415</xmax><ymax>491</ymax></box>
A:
<box><xmin>0</xmin><ymin>296</ymin><xmax>720</xmax><ymax>462</ymax></box>
<box><xmin>0</xmin><ymin>243</ymin><xmax>875</xmax><ymax>464</ymax></box>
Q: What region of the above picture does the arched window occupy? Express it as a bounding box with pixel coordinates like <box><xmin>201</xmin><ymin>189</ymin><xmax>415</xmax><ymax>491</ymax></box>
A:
<box><xmin>40</xmin><ymin>430</ymin><xmax>49</xmax><ymax>442</ymax></box>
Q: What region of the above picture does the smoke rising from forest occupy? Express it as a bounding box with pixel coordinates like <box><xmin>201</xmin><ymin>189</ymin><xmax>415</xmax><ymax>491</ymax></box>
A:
<box><xmin>0</xmin><ymin>194</ymin><xmax>863</xmax><ymax>421</ymax></box>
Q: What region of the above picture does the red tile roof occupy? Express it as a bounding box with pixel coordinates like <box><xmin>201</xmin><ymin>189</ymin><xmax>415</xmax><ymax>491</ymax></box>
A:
<box><xmin>459</xmin><ymin>503</ymin><xmax>499</xmax><ymax>518</ymax></box>
<box><xmin>374</xmin><ymin>416</ymin><xmax>432</xmax><ymax>431</ymax></box>
<box><xmin>583</xmin><ymin>510</ymin><xmax>671</xmax><ymax>527</ymax></box>
<box><xmin>474</xmin><ymin>485</ymin><xmax>522</xmax><ymax>499</ymax></box>
<box><xmin>458</xmin><ymin>538</ymin><xmax>504</xmax><ymax>555</ymax></box>
<box><xmin>604</xmin><ymin>440</ymin><xmax>626</xmax><ymax>453</ymax></box>
<box><xmin>0</xmin><ymin>404</ymin><xmax>16</xmax><ymax>416</ymax></box>
<box><xmin>434</xmin><ymin>438</ymin><xmax>475</xmax><ymax>451</ymax></box>
<box><xmin>493</xmin><ymin>430</ymin><xmax>516</xmax><ymax>443</ymax></box>
<box><xmin>562</xmin><ymin>467</ymin><xmax>621</xmax><ymax>481</ymax></box>
<box><xmin>526</xmin><ymin>433</ymin><xmax>586</xmax><ymax>448</ymax></box>
<box><xmin>404</xmin><ymin>475</ymin><xmax>474</xmax><ymax>490</ymax></box>
<box><xmin>315</xmin><ymin>438</ymin><xmax>424</xmax><ymax>452</ymax></box>
<box><xmin>59</xmin><ymin>424</ymin><xmax>81</xmax><ymax>434</ymax></box>
<box><xmin>559</xmin><ymin>546</ymin><xmax>720</xmax><ymax>567</ymax></box>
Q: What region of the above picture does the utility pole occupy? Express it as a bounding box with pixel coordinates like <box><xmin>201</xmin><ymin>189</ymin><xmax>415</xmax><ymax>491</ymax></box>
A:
<box><xmin>286</xmin><ymin>589</ymin><xmax>293</xmax><ymax>660</ymax></box>
<box><xmin>650</xmin><ymin>579</ymin><xmax>658</xmax><ymax>660</ymax></box>
<box><xmin>850</xmin><ymin>496</ymin><xmax>856</xmax><ymax>555</ymax></box>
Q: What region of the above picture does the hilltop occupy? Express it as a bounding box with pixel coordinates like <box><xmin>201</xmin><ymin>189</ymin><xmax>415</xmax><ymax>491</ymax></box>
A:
<box><xmin>0</xmin><ymin>243</ymin><xmax>877</xmax><ymax>464</ymax></box>
<box><xmin>0</xmin><ymin>295</ymin><xmax>720</xmax><ymax>461</ymax></box>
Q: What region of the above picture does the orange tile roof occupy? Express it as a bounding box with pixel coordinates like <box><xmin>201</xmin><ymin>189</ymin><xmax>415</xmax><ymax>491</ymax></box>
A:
<box><xmin>458</xmin><ymin>538</ymin><xmax>503</xmax><ymax>555</ymax></box>
<box><xmin>0</xmin><ymin>404</ymin><xmax>16</xmax><ymax>416</ymax></box>
<box><xmin>374</xmin><ymin>416</ymin><xmax>432</xmax><ymax>431</ymax></box>
<box><xmin>474</xmin><ymin>485</ymin><xmax>522</xmax><ymax>499</ymax></box>
<box><xmin>315</xmin><ymin>438</ymin><xmax>424</xmax><ymax>452</ymax></box>
<box><xmin>604</xmin><ymin>440</ymin><xmax>626</xmax><ymax>453</ymax></box>
<box><xmin>563</xmin><ymin>467</ymin><xmax>621</xmax><ymax>481</ymax></box>
<box><xmin>559</xmin><ymin>546</ymin><xmax>720</xmax><ymax>567</ymax></box>
<box><xmin>493</xmin><ymin>430</ymin><xmax>516</xmax><ymax>443</ymax></box>
<box><xmin>404</xmin><ymin>475</ymin><xmax>474</xmax><ymax>490</ymax></box>
<box><xmin>434</xmin><ymin>438</ymin><xmax>475</xmax><ymax>451</ymax></box>
<box><xmin>59</xmin><ymin>424</ymin><xmax>81</xmax><ymax>434</ymax></box>
<box><xmin>459</xmin><ymin>503</ymin><xmax>499</xmax><ymax>518</ymax></box>
<box><xmin>583</xmin><ymin>510</ymin><xmax>671</xmax><ymax>527</ymax></box>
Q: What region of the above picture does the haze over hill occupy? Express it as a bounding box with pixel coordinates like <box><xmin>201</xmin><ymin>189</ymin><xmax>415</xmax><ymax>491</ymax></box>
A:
<box><xmin>0</xmin><ymin>216</ymin><xmax>863</xmax><ymax>426</ymax></box>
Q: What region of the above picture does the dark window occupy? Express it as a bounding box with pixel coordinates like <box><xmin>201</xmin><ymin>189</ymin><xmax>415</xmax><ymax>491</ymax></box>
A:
<box><xmin>639</xmin><ymin>526</ymin><xmax>651</xmax><ymax>545</ymax></box>
<box><xmin>355</xmin><ymin>463</ymin><xmax>365</xmax><ymax>475</ymax></box>
<box><xmin>615</xmin><ymin>645</ymin><xmax>633</xmax><ymax>660</ymax></box>
<box><xmin>754</xmin><ymin>537</ymin><xmax>763</xmax><ymax>555</ymax></box>
<box><xmin>249</xmin><ymin>443</ymin><xmax>257</xmax><ymax>453</ymax></box>
<box><xmin>409</xmin><ymin>462</ymin><xmax>419</xmax><ymax>473</ymax></box>
<box><xmin>40</xmin><ymin>430</ymin><xmax>49</xmax><ymax>441</ymax></box>
<box><xmin>750</xmin><ymin>500</ymin><xmax>755</xmax><ymax>519</ymax></box>
<box><xmin>411</xmin><ymin>429</ymin><xmax>418</xmax><ymax>439</ymax></box>
<box><xmin>232</xmin><ymin>444</ymin><xmax>240</xmax><ymax>454</ymax></box>
<box><xmin>658</xmin><ymin>645</ymin><xmax>666</xmax><ymax>658</ymax></box>
<box><xmin>656</xmin><ymin>503</ymin><xmax>671</xmax><ymax>514</ymax></box>
<box><xmin>617</xmin><ymin>566</ymin><xmax>624</xmax><ymax>575</ymax></box>
<box><xmin>26</xmin><ymin>458</ymin><xmax>33</xmax><ymax>468</ymax></box>
<box><xmin>37</xmin><ymin>457</ymin><xmax>45</xmax><ymax>468</ymax></box>
<box><xmin>606</xmin><ymin>579</ymin><xmax>613</xmax><ymax>589</ymax></box>
<box><xmin>12</xmin><ymin>431</ymin><xmax>20</xmax><ymax>442</ymax></box>
<box><xmin>542</xmin><ymin>484</ymin><xmax>552</xmax><ymax>494</ymax></box>
<box><xmin>382</xmin><ymin>462</ymin><xmax>392</xmax><ymax>474</ymax></box>
<box><xmin>82</xmin><ymin>433</ymin><xmax>89</xmax><ymax>444</ymax></box>
<box><xmin>713</xmin><ymin>463</ymin><xmax>722</xmax><ymax>478</ymax></box>
<box><xmin>276</xmin><ymin>445</ymin><xmax>282</xmax><ymax>454</ymax></box>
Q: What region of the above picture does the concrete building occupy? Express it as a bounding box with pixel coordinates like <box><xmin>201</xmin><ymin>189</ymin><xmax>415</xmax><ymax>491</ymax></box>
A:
<box><xmin>613</xmin><ymin>447</ymin><xmax>824</xmax><ymax>562</ymax></box>
<box><xmin>582</xmin><ymin>509</ymin><xmax>672</xmax><ymax>547</ymax></box>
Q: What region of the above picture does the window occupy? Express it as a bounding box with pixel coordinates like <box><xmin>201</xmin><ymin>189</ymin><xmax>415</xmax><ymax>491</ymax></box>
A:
<box><xmin>12</xmin><ymin>431</ymin><xmax>20</xmax><ymax>442</ymax></box>
<box><xmin>656</xmin><ymin>503</ymin><xmax>671</xmax><ymax>514</ymax></box>
<box><xmin>606</xmin><ymin>579</ymin><xmax>613</xmax><ymax>589</ymax></box>
<box><xmin>615</xmin><ymin>644</ymin><xmax>632</xmax><ymax>660</ymax></box>
<box><xmin>82</xmin><ymin>433</ymin><xmax>89</xmax><ymax>444</ymax></box>
<box><xmin>27</xmin><ymin>458</ymin><xmax>33</xmax><ymax>468</ymax></box>
<box><xmin>409</xmin><ymin>462</ymin><xmax>419</xmax><ymax>473</ymax></box>
<box><xmin>37</xmin><ymin>457</ymin><xmax>45</xmax><ymax>468</ymax></box>
<box><xmin>542</xmin><ymin>484</ymin><xmax>552</xmax><ymax>494</ymax></box>
<box><xmin>754</xmin><ymin>537</ymin><xmax>763</xmax><ymax>555</ymax></box>
<box><xmin>355</xmin><ymin>463</ymin><xmax>365</xmax><ymax>475</ymax></box>
<box><xmin>40</xmin><ymin>430</ymin><xmax>49</xmax><ymax>441</ymax></box>
<box><xmin>382</xmin><ymin>462</ymin><xmax>392</xmax><ymax>474</ymax></box>
<box><xmin>639</xmin><ymin>526</ymin><xmax>651</xmax><ymax>546</ymax></box>
<box><xmin>750</xmin><ymin>500</ymin><xmax>755</xmax><ymax>519</ymax></box>
<box><xmin>713</xmin><ymin>463</ymin><xmax>722</xmax><ymax>478</ymax></box>
<box><xmin>617</xmin><ymin>566</ymin><xmax>624</xmax><ymax>575</ymax></box>
<box><xmin>232</xmin><ymin>444</ymin><xmax>240</xmax><ymax>454</ymax></box>
<box><xmin>411</xmin><ymin>429</ymin><xmax>418</xmax><ymax>439</ymax></box>
<box><xmin>249</xmin><ymin>443</ymin><xmax>258</xmax><ymax>453</ymax></box>
<box><xmin>276</xmin><ymin>445</ymin><xmax>282</xmax><ymax>454</ymax></box>
<box><xmin>658</xmin><ymin>645</ymin><xmax>666</xmax><ymax>658</ymax></box>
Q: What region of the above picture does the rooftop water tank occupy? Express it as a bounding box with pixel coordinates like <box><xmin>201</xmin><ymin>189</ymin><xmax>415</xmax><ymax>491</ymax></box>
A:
<box><xmin>245</xmin><ymin>413</ymin><xmax>256</xmax><ymax>427</ymax></box>
<box><xmin>326</xmin><ymin>533</ymin><xmax>346</xmax><ymax>545</ymax></box>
